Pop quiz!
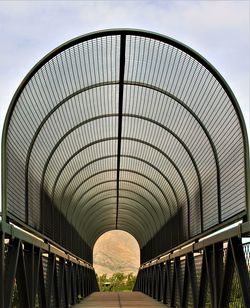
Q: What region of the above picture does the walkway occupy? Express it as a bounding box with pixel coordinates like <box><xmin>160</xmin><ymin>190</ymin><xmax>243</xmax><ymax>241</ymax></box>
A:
<box><xmin>76</xmin><ymin>292</ymin><xmax>166</xmax><ymax>307</ymax></box>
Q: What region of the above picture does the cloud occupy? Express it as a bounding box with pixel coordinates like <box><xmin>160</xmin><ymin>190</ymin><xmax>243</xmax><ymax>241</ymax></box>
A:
<box><xmin>0</xmin><ymin>0</ymin><xmax>249</xmax><ymax>134</ymax></box>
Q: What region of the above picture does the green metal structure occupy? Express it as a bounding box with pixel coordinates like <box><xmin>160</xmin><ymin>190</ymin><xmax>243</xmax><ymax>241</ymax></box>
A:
<box><xmin>1</xmin><ymin>29</ymin><xmax>249</xmax><ymax>307</ymax></box>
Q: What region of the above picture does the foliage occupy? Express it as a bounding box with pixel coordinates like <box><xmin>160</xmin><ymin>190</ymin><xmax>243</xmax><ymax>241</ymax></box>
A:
<box><xmin>97</xmin><ymin>272</ymin><xmax>137</xmax><ymax>292</ymax></box>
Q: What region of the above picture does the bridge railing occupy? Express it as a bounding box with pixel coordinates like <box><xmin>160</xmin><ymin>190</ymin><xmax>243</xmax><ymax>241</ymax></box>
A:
<box><xmin>134</xmin><ymin>222</ymin><xmax>250</xmax><ymax>307</ymax></box>
<box><xmin>0</xmin><ymin>221</ymin><xmax>99</xmax><ymax>308</ymax></box>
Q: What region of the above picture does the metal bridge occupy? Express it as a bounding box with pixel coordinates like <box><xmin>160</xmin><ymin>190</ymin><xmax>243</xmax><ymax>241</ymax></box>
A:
<box><xmin>1</xmin><ymin>29</ymin><xmax>249</xmax><ymax>307</ymax></box>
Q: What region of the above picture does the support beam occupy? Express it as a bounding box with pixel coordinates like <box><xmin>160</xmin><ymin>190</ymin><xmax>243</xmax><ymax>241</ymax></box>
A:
<box><xmin>116</xmin><ymin>33</ymin><xmax>126</xmax><ymax>229</ymax></box>
<box><xmin>0</xmin><ymin>232</ymin><xmax>5</xmax><ymax>308</ymax></box>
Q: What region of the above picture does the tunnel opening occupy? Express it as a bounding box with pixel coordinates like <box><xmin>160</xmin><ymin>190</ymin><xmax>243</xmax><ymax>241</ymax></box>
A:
<box><xmin>93</xmin><ymin>230</ymin><xmax>140</xmax><ymax>292</ymax></box>
<box><xmin>1</xmin><ymin>29</ymin><xmax>249</xmax><ymax>307</ymax></box>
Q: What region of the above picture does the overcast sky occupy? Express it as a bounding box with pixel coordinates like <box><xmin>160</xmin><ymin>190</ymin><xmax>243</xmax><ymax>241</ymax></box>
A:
<box><xmin>0</xmin><ymin>1</ymin><xmax>249</xmax><ymax>134</ymax></box>
<box><xmin>0</xmin><ymin>1</ymin><xmax>249</xmax><ymax>209</ymax></box>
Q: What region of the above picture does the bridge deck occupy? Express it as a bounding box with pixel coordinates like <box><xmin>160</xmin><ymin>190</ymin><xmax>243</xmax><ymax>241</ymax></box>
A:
<box><xmin>76</xmin><ymin>291</ymin><xmax>166</xmax><ymax>307</ymax></box>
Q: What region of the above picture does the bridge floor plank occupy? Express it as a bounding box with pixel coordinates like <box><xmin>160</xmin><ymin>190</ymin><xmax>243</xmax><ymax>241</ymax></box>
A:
<box><xmin>75</xmin><ymin>291</ymin><xmax>166</xmax><ymax>307</ymax></box>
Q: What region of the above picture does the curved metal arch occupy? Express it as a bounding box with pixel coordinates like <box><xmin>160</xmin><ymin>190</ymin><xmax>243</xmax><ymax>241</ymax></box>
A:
<box><xmin>67</xmin><ymin>170</ymin><xmax>166</xmax><ymax>229</ymax></box>
<box><xmin>72</xmin><ymin>181</ymin><xmax>164</xmax><ymax>233</ymax></box>
<box><xmin>2</xmin><ymin>29</ymin><xmax>248</xmax><ymax>259</ymax></box>
<box><xmin>75</xmin><ymin>188</ymin><xmax>158</xmax><ymax>233</ymax></box>
<box><xmin>87</xmin><ymin>211</ymin><xmax>146</xmax><ymax>247</ymax></box>
<box><xmin>20</xmin><ymin>77</ymin><xmax>214</xmax><ymax>223</ymax></box>
<box><xmin>83</xmin><ymin>211</ymin><xmax>148</xmax><ymax>246</ymax></box>
<box><xmin>28</xmin><ymin>94</ymin><xmax>206</xmax><ymax>209</ymax></box>
<box><xmin>81</xmin><ymin>201</ymin><xmax>156</xmax><ymax>240</ymax></box>
<box><xmin>33</xmin><ymin>112</ymin><xmax>118</xmax><ymax>206</ymax></box>
<box><xmin>42</xmin><ymin>137</ymin><xmax>190</xmax><ymax>228</ymax></box>
<box><xmin>78</xmin><ymin>194</ymin><xmax>158</xmax><ymax>241</ymax></box>
<box><xmin>67</xmin><ymin>171</ymin><xmax>172</xmax><ymax>226</ymax></box>
<box><xmin>89</xmin><ymin>220</ymin><xmax>145</xmax><ymax>248</ymax></box>
<box><xmin>77</xmin><ymin>188</ymin><xmax>163</xmax><ymax>235</ymax></box>
<box><xmin>104</xmin><ymin>215</ymin><xmax>151</xmax><ymax>246</ymax></box>
<box><xmin>73</xmin><ymin>168</ymin><xmax>175</xmax><ymax>230</ymax></box>
<box><xmin>75</xmin><ymin>185</ymin><xmax>166</xmax><ymax>233</ymax></box>
<box><xmin>87</xmin><ymin>214</ymin><xmax>149</xmax><ymax>247</ymax></box>
<box><xmin>29</xmin><ymin>98</ymin><xmax>215</xmax><ymax>237</ymax></box>
<box><xmin>124</xmin><ymin>81</ymin><xmax>221</xmax><ymax>222</ymax></box>
<box><xmin>21</xmin><ymin>92</ymin><xmax>211</xmax><ymax>240</ymax></box>
<box><xmin>92</xmin><ymin>228</ymin><xmax>141</xmax><ymax>250</ymax></box>
<box><xmin>23</xmin><ymin>69</ymin><xmax>223</xmax><ymax>230</ymax></box>
<box><xmin>58</xmin><ymin>154</ymin><xmax>179</xmax><ymax>215</ymax></box>
<box><xmin>37</xmin><ymin>103</ymin><xmax>206</xmax><ymax>220</ymax></box>
<box><xmin>41</xmin><ymin>111</ymin><xmax>200</xmax><ymax>213</ymax></box>
<box><xmin>4</xmin><ymin>28</ymin><xmax>247</xmax><ymax>136</ymax></box>
<box><xmin>93</xmin><ymin>228</ymin><xmax>141</xmax><ymax>251</ymax></box>
<box><xmin>65</xmin><ymin>170</ymin><xmax>160</xmax><ymax>232</ymax></box>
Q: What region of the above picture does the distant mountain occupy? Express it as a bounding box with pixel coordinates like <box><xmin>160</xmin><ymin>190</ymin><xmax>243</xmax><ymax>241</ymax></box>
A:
<box><xmin>93</xmin><ymin>230</ymin><xmax>140</xmax><ymax>277</ymax></box>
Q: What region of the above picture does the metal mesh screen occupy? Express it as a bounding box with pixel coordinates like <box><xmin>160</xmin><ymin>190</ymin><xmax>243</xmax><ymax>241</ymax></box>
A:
<box><xmin>3</xmin><ymin>30</ymin><xmax>248</xmax><ymax>263</ymax></box>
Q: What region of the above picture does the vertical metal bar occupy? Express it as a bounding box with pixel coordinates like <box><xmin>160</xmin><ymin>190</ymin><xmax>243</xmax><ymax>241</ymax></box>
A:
<box><xmin>4</xmin><ymin>239</ymin><xmax>20</xmax><ymax>308</ymax></box>
<box><xmin>230</xmin><ymin>237</ymin><xmax>250</xmax><ymax>307</ymax></box>
<box><xmin>38</xmin><ymin>253</ymin><xmax>47</xmax><ymax>308</ymax></box>
<box><xmin>149</xmin><ymin>265</ymin><xmax>153</xmax><ymax>297</ymax></box>
<box><xmin>198</xmin><ymin>251</ymin><xmax>208</xmax><ymax>307</ymax></box>
<box><xmin>33</xmin><ymin>248</ymin><xmax>41</xmax><ymax>308</ymax></box>
<box><xmin>213</xmin><ymin>242</ymin><xmax>223</xmax><ymax>307</ymax></box>
<box><xmin>71</xmin><ymin>263</ymin><xmax>77</xmax><ymax>304</ymax></box>
<box><xmin>181</xmin><ymin>255</ymin><xmax>189</xmax><ymax>308</ymax></box>
<box><xmin>68</xmin><ymin>262</ymin><xmax>73</xmax><ymax>304</ymax></box>
<box><xmin>205</xmin><ymin>246</ymin><xmax>214</xmax><ymax>307</ymax></box>
<box><xmin>64</xmin><ymin>262</ymin><xmax>70</xmax><ymax>307</ymax></box>
<box><xmin>158</xmin><ymin>264</ymin><xmax>162</xmax><ymax>301</ymax></box>
<box><xmin>82</xmin><ymin>266</ymin><xmax>86</xmax><ymax>297</ymax></box>
<box><xmin>161</xmin><ymin>263</ymin><xmax>167</xmax><ymax>304</ymax></box>
<box><xmin>16</xmin><ymin>243</ymin><xmax>30</xmax><ymax>308</ymax></box>
<box><xmin>1</xmin><ymin>112</ymin><xmax>8</xmax><ymax>224</ymax></box>
<box><xmin>0</xmin><ymin>232</ymin><xmax>4</xmax><ymax>308</ymax></box>
<box><xmin>80</xmin><ymin>266</ymin><xmax>84</xmax><ymax>297</ymax></box>
<box><xmin>166</xmin><ymin>260</ymin><xmax>172</xmax><ymax>304</ymax></box>
<box><xmin>24</xmin><ymin>243</ymin><xmax>34</xmax><ymax>307</ymax></box>
<box><xmin>141</xmin><ymin>268</ymin><xmax>144</xmax><ymax>293</ymax></box>
<box><xmin>171</xmin><ymin>260</ymin><xmax>176</xmax><ymax>307</ymax></box>
<box><xmin>53</xmin><ymin>258</ymin><xmax>60</xmax><ymax>307</ymax></box>
<box><xmin>46</xmin><ymin>253</ymin><xmax>55</xmax><ymax>308</ymax></box>
<box><xmin>187</xmin><ymin>252</ymin><xmax>198</xmax><ymax>308</ymax></box>
<box><xmin>174</xmin><ymin>257</ymin><xmax>182</xmax><ymax>306</ymax></box>
<box><xmin>219</xmin><ymin>240</ymin><xmax>234</xmax><ymax>307</ymax></box>
<box><xmin>116</xmin><ymin>33</ymin><xmax>126</xmax><ymax>229</ymax></box>
<box><xmin>59</xmin><ymin>260</ymin><xmax>65</xmax><ymax>307</ymax></box>
<box><xmin>146</xmin><ymin>267</ymin><xmax>149</xmax><ymax>295</ymax></box>
<box><xmin>152</xmin><ymin>265</ymin><xmax>156</xmax><ymax>298</ymax></box>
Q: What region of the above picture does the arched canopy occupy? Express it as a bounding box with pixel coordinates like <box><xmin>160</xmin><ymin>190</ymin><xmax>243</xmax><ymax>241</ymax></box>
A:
<box><xmin>2</xmin><ymin>29</ymin><xmax>249</xmax><ymax>263</ymax></box>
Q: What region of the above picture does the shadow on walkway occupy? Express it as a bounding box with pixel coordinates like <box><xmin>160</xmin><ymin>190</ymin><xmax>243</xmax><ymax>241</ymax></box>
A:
<box><xmin>75</xmin><ymin>291</ymin><xmax>166</xmax><ymax>307</ymax></box>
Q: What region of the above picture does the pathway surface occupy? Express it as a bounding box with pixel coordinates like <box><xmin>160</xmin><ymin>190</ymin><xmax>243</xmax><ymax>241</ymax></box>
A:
<box><xmin>75</xmin><ymin>291</ymin><xmax>166</xmax><ymax>307</ymax></box>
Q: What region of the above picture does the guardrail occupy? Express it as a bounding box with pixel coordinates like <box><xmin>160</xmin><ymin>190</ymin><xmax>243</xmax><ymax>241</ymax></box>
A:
<box><xmin>0</xmin><ymin>221</ymin><xmax>99</xmax><ymax>308</ymax></box>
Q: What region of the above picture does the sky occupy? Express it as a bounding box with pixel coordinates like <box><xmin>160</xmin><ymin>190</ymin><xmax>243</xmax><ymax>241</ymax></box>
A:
<box><xmin>0</xmin><ymin>1</ymin><xmax>249</xmax><ymax>226</ymax></box>
<box><xmin>0</xmin><ymin>0</ymin><xmax>249</xmax><ymax>138</ymax></box>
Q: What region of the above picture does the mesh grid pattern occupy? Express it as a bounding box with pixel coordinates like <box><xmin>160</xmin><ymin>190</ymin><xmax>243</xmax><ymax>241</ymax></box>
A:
<box><xmin>4</xmin><ymin>30</ymin><xmax>247</xmax><ymax>262</ymax></box>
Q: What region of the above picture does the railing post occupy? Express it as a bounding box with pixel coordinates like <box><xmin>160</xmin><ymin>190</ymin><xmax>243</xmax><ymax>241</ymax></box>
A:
<box><xmin>0</xmin><ymin>231</ymin><xmax>4</xmax><ymax>308</ymax></box>
<box><xmin>230</xmin><ymin>237</ymin><xmax>250</xmax><ymax>307</ymax></box>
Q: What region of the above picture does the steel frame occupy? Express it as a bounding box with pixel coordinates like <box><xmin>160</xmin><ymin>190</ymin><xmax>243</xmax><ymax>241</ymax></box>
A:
<box><xmin>2</xmin><ymin>30</ymin><xmax>249</xmax><ymax>258</ymax></box>
<box><xmin>1</xmin><ymin>29</ymin><xmax>249</xmax><ymax>307</ymax></box>
<box><xmin>0</xmin><ymin>221</ymin><xmax>98</xmax><ymax>308</ymax></box>
<box><xmin>134</xmin><ymin>222</ymin><xmax>250</xmax><ymax>307</ymax></box>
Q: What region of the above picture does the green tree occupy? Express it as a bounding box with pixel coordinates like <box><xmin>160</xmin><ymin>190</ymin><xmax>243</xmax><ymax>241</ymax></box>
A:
<box><xmin>97</xmin><ymin>272</ymin><xmax>137</xmax><ymax>292</ymax></box>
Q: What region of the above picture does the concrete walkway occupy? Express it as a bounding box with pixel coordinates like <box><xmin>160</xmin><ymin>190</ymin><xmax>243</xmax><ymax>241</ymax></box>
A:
<box><xmin>75</xmin><ymin>292</ymin><xmax>166</xmax><ymax>307</ymax></box>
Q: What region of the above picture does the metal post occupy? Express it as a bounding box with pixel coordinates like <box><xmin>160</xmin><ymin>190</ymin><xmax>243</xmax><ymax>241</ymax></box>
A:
<box><xmin>16</xmin><ymin>243</ymin><xmax>30</xmax><ymax>307</ymax></box>
<box><xmin>230</xmin><ymin>237</ymin><xmax>250</xmax><ymax>307</ymax></box>
<box><xmin>0</xmin><ymin>231</ymin><xmax>4</xmax><ymax>308</ymax></box>
<box><xmin>187</xmin><ymin>252</ymin><xmax>198</xmax><ymax>308</ymax></box>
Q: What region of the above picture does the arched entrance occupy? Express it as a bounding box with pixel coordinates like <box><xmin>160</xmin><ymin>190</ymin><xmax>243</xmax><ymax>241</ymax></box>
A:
<box><xmin>1</xmin><ymin>29</ymin><xmax>249</xmax><ymax>307</ymax></box>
